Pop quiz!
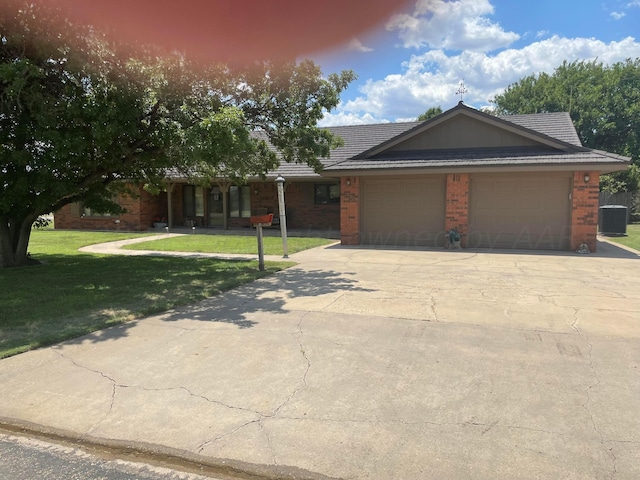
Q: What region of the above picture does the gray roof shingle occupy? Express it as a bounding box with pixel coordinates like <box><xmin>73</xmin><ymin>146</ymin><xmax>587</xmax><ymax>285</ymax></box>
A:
<box><xmin>220</xmin><ymin>104</ymin><xmax>629</xmax><ymax>180</ymax></box>
<box><xmin>266</xmin><ymin>121</ymin><xmax>420</xmax><ymax>179</ymax></box>
<box><xmin>325</xmin><ymin>147</ymin><xmax>629</xmax><ymax>171</ymax></box>
<box><xmin>319</xmin><ymin>106</ymin><xmax>628</xmax><ymax>174</ymax></box>
<box><xmin>497</xmin><ymin>112</ymin><xmax>582</xmax><ymax>146</ymax></box>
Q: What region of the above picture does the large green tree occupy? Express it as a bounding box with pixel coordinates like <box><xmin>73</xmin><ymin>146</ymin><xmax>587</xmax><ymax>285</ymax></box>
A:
<box><xmin>0</xmin><ymin>2</ymin><xmax>354</xmax><ymax>268</ymax></box>
<box><xmin>491</xmin><ymin>59</ymin><xmax>640</xmax><ymax>193</ymax></box>
<box><xmin>417</xmin><ymin>106</ymin><xmax>443</xmax><ymax>121</ymax></box>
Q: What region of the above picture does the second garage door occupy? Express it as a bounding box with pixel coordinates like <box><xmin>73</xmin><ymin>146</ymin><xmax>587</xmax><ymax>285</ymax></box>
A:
<box><xmin>360</xmin><ymin>176</ymin><xmax>445</xmax><ymax>247</ymax></box>
<box><xmin>468</xmin><ymin>173</ymin><xmax>572</xmax><ymax>250</ymax></box>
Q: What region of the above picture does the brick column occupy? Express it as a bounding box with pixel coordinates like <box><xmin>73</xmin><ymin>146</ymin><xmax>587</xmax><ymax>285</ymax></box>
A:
<box><xmin>340</xmin><ymin>176</ymin><xmax>360</xmax><ymax>245</ymax></box>
<box><xmin>445</xmin><ymin>173</ymin><xmax>470</xmax><ymax>247</ymax></box>
<box><xmin>570</xmin><ymin>171</ymin><xmax>600</xmax><ymax>252</ymax></box>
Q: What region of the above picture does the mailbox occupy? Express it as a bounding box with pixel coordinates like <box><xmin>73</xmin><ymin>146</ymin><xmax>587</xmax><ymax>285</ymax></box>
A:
<box><xmin>250</xmin><ymin>213</ymin><xmax>273</xmax><ymax>227</ymax></box>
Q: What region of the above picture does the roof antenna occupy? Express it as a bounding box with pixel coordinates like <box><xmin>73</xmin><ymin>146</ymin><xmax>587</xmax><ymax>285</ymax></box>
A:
<box><xmin>456</xmin><ymin>80</ymin><xmax>467</xmax><ymax>104</ymax></box>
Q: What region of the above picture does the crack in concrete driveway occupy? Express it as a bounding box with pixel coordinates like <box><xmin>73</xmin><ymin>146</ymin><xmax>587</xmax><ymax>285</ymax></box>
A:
<box><xmin>1</xmin><ymin>240</ymin><xmax>639</xmax><ymax>479</ymax></box>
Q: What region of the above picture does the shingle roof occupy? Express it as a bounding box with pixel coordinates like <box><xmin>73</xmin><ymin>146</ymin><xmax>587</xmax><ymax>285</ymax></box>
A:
<box><xmin>324</xmin><ymin>146</ymin><xmax>629</xmax><ymax>171</ymax></box>
<box><xmin>266</xmin><ymin>121</ymin><xmax>420</xmax><ymax>179</ymax></box>
<box><xmin>177</xmin><ymin>104</ymin><xmax>628</xmax><ymax>181</ymax></box>
<box><xmin>497</xmin><ymin>112</ymin><xmax>582</xmax><ymax>146</ymax></box>
<box><xmin>320</xmin><ymin>105</ymin><xmax>629</xmax><ymax>174</ymax></box>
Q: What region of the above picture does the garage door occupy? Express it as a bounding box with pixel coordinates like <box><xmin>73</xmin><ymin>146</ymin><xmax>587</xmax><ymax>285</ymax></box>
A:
<box><xmin>468</xmin><ymin>173</ymin><xmax>571</xmax><ymax>250</ymax></box>
<box><xmin>361</xmin><ymin>176</ymin><xmax>445</xmax><ymax>247</ymax></box>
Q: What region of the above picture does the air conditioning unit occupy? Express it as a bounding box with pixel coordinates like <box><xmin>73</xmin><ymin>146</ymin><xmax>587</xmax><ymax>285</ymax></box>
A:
<box><xmin>598</xmin><ymin>205</ymin><xmax>627</xmax><ymax>235</ymax></box>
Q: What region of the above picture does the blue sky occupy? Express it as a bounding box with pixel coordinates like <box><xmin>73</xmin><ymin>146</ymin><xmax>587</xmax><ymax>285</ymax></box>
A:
<box><xmin>312</xmin><ymin>0</ymin><xmax>640</xmax><ymax>126</ymax></box>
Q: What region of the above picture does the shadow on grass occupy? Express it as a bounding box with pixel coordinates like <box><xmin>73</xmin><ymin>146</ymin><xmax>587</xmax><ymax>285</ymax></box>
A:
<box><xmin>26</xmin><ymin>255</ymin><xmax>374</xmax><ymax>348</ymax></box>
<box><xmin>0</xmin><ymin>253</ymin><xmax>283</xmax><ymax>356</ymax></box>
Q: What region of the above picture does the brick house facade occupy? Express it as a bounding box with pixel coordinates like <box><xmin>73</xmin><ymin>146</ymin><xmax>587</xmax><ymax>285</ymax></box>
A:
<box><xmin>55</xmin><ymin>186</ymin><xmax>167</xmax><ymax>231</ymax></box>
<box><xmin>326</xmin><ymin>104</ymin><xmax>628</xmax><ymax>252</ymax></box>
<box><xmin>56</xmin><ymin>180</ymin><xmax>340</xmax><ymax>232</ymax></box>
<box><xmin>55</xmin><ymin>103</ymin><xmax>628</xmax><ymax>252</ymax></box>
<box><xmin>338</xmin><ymin>170</ymin><xmax>603</xmax><ymax>252</ymax></box>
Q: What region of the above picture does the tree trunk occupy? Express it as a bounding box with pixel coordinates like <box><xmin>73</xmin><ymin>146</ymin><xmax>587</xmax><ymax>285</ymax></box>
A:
<box><xmin>0</xmin><ymin>219</ymin><xmax>35</xmax><ymax>268</ymax></box>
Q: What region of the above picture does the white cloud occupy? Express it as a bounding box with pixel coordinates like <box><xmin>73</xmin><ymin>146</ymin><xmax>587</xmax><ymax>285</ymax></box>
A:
<box><xmin>347</xmin><ymin>38</ymin><xmax>374</xmax><ymax>53</ymax></box>
<box><xmin>328</xmin><ymin>36</ymin><xmax>640</xmax><ymax>124</ymax></box>
<box><xmin>611</xmin><ymin>11</ymin><xmax>626</xmax><ymax>19</ymax></box>
<box><xmin>319</xmin><ymin>110</ymin><xmax>389</xmax><ymax>127</ymax></box>
<box><xmin>386</xmin><ymin>0</ymin><xmax>519</xmax><ymax>52</ymax></box>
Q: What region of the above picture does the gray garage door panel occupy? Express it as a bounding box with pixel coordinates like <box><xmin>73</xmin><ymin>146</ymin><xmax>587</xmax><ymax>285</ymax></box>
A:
<box><xmin>361</xmin><ymin>176</ymin><xmax>445</xmax><ymax>247</ymax></box>
<box><xmin>468</xmin><ymin>174</ymin><xmax>571</xmax><ymax>250</ymax></box>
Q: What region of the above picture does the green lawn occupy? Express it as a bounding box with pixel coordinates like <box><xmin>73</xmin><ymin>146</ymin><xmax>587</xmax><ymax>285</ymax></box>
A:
<box><xmin>0</xmin><ymin>230</ymin><xmax>292</xmax><ymax>359</ymax></box>
<box><xmin>605</xmin><ymin>223</ymin><xmax>640</xmax><ymax>251</ymax></box>
<box><xmin>124</xmin><ymin>234</ymin><xmax>336</xmax><ymax>255</ymax></box>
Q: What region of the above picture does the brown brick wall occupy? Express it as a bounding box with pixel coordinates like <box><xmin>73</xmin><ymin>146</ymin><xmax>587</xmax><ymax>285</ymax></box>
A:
<box><xmin>251</xmin><ymin>181</ymin><xmax>340</xmax><ymax>230</ymax></box>
<box><xmin>56</xmin><ymin>181</ymin><xmax>339</xmax><ymax>232</ymax></box>
<box><xmin>54</xmin><ymin>173</ymin><xmax>601</xmax><ymax>252</ymax></box>
<box><xmin>54</xmin><ymin>186</ymin><xmax>163</xmax><ymax>231</ymax></box>
<box><xmin>445</xmin><ymin>173</ymin><xmax>470</xmax><ymax>247</ymax></box>
<box><xmin>570</xmin><ymin>171</ymin><xmax>600</xmax><ymax>252</ymax></box>
<box><xmin>339</xmin><ymin>171</ymin><xmax>597</xmax><ymax>252</ymax></box>
<box><xmin>340</xmin><ymin>176</ymin><xmax>360</xmax><ymax>245</ymax></box>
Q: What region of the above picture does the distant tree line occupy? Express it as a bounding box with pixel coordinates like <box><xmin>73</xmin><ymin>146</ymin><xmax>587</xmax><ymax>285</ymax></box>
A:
<box><xmin>491</xmin><ymin>59</ymin><xmax>640</xmax><ymax>194</ymax></box>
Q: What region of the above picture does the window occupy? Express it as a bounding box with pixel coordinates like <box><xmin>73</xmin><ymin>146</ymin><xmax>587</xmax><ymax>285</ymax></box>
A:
<box><xmin>230</xmin><ymin>186</ymin><xmax>251</xmax><ymax>218</ymax></box>
<box><xmin>82</xmin><ymin>206</ymin><xmax>115</xmax><ymax>218</ymax></box>
<box><xmin>183</xmin><ymin>185</ymin><xmax>205</xmax><ymax>217</ymax></box>
<box><xmin>314</xmin><ymin>183</ymin><xmax>340</xmax><ymax>205</ymax></box>
<box><xmin>81</xmin><ymin>197</ymin><xmax>118</xmax><ymax>217</ymax></box>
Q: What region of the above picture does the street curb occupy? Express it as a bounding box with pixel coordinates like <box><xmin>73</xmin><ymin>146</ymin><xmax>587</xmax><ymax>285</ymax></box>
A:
<box><xmin>0</xmin><ymin>417</ymin><xmax>340</xmax><ymax>480</ymax></box>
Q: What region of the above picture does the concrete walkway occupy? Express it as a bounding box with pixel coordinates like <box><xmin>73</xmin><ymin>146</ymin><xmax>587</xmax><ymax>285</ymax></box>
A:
<box><xmin>78</xmin><ymin>233</ymin><xmax>290</xmax><ymax>262</ymax></box>
<box><xmin>1</xmin><ymin>237</ymin><xmax>640</xmax><ymax>479</ymax></box>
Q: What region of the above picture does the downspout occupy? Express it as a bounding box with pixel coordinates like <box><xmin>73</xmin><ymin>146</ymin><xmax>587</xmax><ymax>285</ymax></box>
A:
<box><xmin>219</xmin><ymin>183</ymin><xmax>230</xmax><ymax>230</ymax></box>
<box><xmin>166</xmin><ymin>182</ymin><xmax>174</xmax><ymax>229</ymax></box>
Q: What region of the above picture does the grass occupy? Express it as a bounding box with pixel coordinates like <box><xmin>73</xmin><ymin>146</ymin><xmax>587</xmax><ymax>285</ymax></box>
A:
<box><xmin>124</xmin><ymin>234</ymin><xmax>336</xmax><ymax>255</ymax></box>
<box><xmin>604</xmin><ymin>223</ymin><xmax>640</xmax><ymax>251</ymax></box>
<box><xmin>0</xmin><ymin>230</ymin><xmax>293</xmax><ymax>359</ymax></box>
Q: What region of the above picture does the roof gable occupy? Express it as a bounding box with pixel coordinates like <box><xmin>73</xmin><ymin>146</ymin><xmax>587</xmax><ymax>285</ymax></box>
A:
<box><xmin>355</xmin><ymin>102</ymin><xmax>584</xmax><ymax>160</ymax></box>
<box><xmin>386</xmin><ymin>113</ymin><xmax>542</xmax><ymax>151</ymax></box>
<box><xmin>320</xmin><ymin>103</ymin><xmax>629</xmax><ymax>175</ymax></box>
<box><xmin>246</xmin><ymin>103</ymin><xmax>629</xmax><ymax>180</ymax></box>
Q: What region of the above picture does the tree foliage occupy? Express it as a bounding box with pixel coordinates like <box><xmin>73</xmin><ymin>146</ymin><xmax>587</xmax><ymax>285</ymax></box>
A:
<box><xmin>417</xmin><ymin>106</ymin><xmax>443</xmax><ymax>121</ymax></box>
<box><xmin>0</xmin><ymin>1</ymin><xmax>354</xmax><ymax>267</ymax></box>
<box><xmin>491</xmin><ymin>59</ymin><xmax>640</xmax><ymax>193</ymax></box>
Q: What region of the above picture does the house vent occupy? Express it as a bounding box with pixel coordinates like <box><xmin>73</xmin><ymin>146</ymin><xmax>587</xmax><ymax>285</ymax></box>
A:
<box><xmin>598</xmin><ymin>205</ymin><xmax>627</xmax><ymax>235</ymax></box>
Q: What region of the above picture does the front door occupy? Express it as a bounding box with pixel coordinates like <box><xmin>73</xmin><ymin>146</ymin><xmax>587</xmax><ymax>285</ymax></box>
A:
<box><xmin>208</xmin><ymin>187</ymin><xmax>224</xmax><ymax>227</ymax></box>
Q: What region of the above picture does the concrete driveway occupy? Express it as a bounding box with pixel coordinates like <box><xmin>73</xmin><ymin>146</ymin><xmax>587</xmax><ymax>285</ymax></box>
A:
<box><xmin>1</xmin><ymin>239</ymin><xmax>639</xmax><ymax>479</ymax></box>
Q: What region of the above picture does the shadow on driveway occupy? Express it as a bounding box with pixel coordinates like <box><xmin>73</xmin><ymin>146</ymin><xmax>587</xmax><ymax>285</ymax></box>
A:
<box><xmin>60</xmin><ymin>267</ymin><xmax>376</xmax><ymax>345</ymax></box>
